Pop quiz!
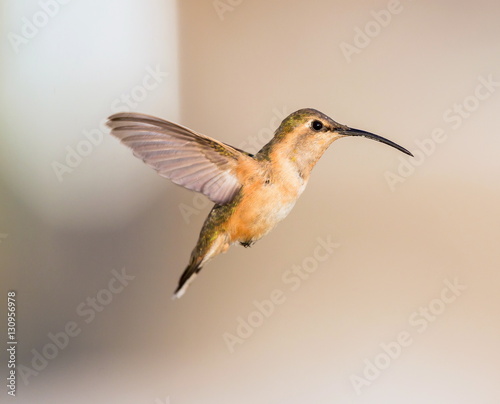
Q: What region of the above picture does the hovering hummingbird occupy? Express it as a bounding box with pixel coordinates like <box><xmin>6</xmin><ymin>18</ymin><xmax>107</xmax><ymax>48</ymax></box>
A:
<box><xmin>108</xmin><ymin>108</ymin><xmax>412</xmax><ymax>298</ymax></box>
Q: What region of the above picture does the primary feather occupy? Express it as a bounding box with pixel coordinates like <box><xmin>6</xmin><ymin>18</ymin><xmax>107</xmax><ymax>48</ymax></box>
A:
<box><xmin>107</xmin><ymin>112</ymin><xmax>243</xmax><ymax>205</ymax></box>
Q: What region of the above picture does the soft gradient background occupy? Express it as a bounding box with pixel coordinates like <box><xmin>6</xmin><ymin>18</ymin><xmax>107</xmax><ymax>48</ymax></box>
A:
<box><xmin>1</xmin><ymin>0</ymin><xmax>499</xmax><ymax>403</ymax></box>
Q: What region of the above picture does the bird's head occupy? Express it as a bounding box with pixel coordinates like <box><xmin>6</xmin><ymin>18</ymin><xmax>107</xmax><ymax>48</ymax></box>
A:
<box><xmin>256</xmin><ymin>108</ymin><xmax>412</xmax><ymax>174</ymax></box>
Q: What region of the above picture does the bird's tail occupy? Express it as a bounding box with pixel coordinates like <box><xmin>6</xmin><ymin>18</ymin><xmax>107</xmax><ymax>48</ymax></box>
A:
<box><xmin>172</xmin><ymin>203</ymin><xmax>232</xmax><ymax>299</ymax></box>
<box><xmin>172</xmin><ymin>255</ymin><xmax>203</xmax><ymax>299</ymax></box>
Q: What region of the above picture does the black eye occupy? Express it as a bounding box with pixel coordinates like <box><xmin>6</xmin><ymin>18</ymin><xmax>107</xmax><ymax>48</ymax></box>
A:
<box><xmin>311</xmin><ymin>120</ymin><xmax>323</xmax><ymax>131</ymax></box>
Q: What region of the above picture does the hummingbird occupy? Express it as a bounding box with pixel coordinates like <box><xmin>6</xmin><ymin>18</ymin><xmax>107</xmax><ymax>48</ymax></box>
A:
<box><xmin>107</xmin><ymin>108</ymin><xmax>412</xmax><ymax>298</ymax></box>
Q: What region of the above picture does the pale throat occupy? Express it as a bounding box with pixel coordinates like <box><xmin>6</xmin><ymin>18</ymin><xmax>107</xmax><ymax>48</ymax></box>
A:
<box><xmin>274</xmin><ymin>136</ymin><xmax>335</xmax><ymax>183</ymax></box>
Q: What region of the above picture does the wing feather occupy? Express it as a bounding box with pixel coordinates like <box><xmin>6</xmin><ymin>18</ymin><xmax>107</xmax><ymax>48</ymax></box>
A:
<box><xmin>107</xmin><ymin>113</ymin><xmax>247</xmax><ymax>205</ymax></box>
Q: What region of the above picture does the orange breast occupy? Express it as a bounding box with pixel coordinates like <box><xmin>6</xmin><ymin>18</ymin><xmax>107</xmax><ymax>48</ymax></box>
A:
<box><xmin>226</xmin><ymin>160</ymin><xmax>306</xmax><ymax>243</ymax></box>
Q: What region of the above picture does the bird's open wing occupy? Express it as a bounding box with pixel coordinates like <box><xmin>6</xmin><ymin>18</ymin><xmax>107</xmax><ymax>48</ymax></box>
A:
<box><xmin>107</xmin><ymin>112</ymin><xmax>244</xmax><ymax>205</ymax></box>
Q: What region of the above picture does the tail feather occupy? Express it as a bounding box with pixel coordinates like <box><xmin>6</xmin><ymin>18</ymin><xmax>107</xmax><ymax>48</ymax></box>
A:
<box><xmin>172</xmin><ymin>258</ymin><xmax>203</xmax><ymax>299</ymax></box>
<box><xmin>172</xmin><ymin>203</ymin><xmax>233</xmax><ymax>299</ymax></box>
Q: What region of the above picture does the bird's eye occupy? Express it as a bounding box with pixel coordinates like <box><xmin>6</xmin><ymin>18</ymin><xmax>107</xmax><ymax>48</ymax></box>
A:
<box><xmin>311</xmin><ymin>120</ymin><xmax>323</xmax><ymax>131</ymax></box>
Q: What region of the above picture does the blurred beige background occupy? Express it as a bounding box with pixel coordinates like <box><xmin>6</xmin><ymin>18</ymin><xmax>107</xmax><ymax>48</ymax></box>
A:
<box><xmin>1</xmin><ymin>0</ymin><xmax>500</xmax><ymax>403</ymax></box>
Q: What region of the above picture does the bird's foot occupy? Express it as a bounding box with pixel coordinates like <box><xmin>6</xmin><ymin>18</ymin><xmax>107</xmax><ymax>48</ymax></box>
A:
<box><xmin>240</xmin><ymin>241</ymin><xmax>254</xmax><ymax>248</ymax></box>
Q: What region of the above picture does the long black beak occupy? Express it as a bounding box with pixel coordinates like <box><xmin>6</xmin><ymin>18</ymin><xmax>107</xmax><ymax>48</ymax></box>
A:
<box><xmin>340</xmin><ymin>127</ymin><xmax>413</xmax><ymax>157</ymax></box>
